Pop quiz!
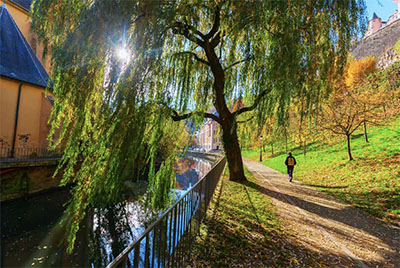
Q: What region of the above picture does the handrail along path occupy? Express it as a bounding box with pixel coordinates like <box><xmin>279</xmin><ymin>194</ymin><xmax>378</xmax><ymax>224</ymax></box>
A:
<box><xmin>107</xmin><ymin>155</ymin><xmax>226</xmax><ymax>268</ymax></box>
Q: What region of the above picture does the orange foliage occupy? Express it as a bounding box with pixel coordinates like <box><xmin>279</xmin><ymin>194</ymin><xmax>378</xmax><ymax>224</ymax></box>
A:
<box><xmin>345</xmin><ymin>56</ymin><xmax>376</xmax><ymax>89</ymax></box>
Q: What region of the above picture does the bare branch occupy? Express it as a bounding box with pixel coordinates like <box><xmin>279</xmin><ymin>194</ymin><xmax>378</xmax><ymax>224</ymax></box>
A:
<box><xmin>171</xmin><ymin>110</ymin><xmax>192</xmax><ymax>121</ymax></box>
<box><xmin>349</xmin><ymin>120</ymin><xmax>364</xmax><ymax>135</ymax></box>
<box><xmin>205</xmin><ymin>5</ymin><xmax>221</xmax><ymax>39</ymax></box>
<box><xmin>170</xmin><ymin>110</ymin><xmax>221</xmax><ymax>124</ymax></box>
<box><xmin>205</xmin><ymin>113</ymin><xmax>221</xmax><ymax>123</ymax></box>
<box><xmin>174</xmin><ymin>51</ymin><xmax>210</xmax><ymax>66</ymax></box>
<box><xmin>224</xmin><ymin>56</ymin><xmax>254</xmax><ymax>71</ymax></box>
<box><xmin>236</xmin><ymin>115</ymin><xmax>255</xmax><ymax>124</ymax></box>
<box><xmin>210</xmin><ymin>31</ymin><xmax>221</xmax><ymax>48</ymax></box>
<box><xmin>171</xmin><ymin>22</ymin><xmax>205</xmax><ymax>47</ymax></box>
<box><xmin>235</xmin><ymin>89</ymin><xmax>270</xmax><ymax>116</ymax></box>
<box><xmin>320</xmin><ymin>126</ymin><xmax>346</xmax><ymax>135</ymax></box>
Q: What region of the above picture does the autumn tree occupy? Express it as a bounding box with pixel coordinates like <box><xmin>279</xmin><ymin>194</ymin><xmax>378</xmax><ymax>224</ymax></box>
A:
<box><xmin>262</xmin><ymin>117</ymin><xmax>276</xmax><ymax>155</ymax></box>
<box><xmin>361</xmin><ymin>61</ymin><xmax>400</xmax><ymax>120</ymax></box>
<box><xmin>31</xmin><ymin>0</ymin><xmax>365</xmax><ymax>248</ymax></box>
<box><xmin>345</xmin><ymin>56</ymin><xmax>376</xmax><ymax>142</ymax></box>
<box><xmin>345</xmin><ymin>56</ymin><xmax>376</xmax><ymax>88</ymax></box>
<box><xmin>319</xmin><ymin>90</ymin><xmax>364</xmax><ymax>160</ymax></box>
<box><xmin>290</xmin><ymin>106</ymin><xmax>315</xmax><ymax>157</ymax></box>
<box><xmin>319</xmin><ymin>61</ymin><xmax>400</xmax><ymax>161</ymax></box>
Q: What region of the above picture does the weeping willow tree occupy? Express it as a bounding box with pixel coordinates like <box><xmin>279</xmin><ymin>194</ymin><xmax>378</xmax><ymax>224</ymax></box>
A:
<box><xmin>31</xmin><ymin>0</ymin><xmax>365</xmax><ymax>250</ymax></box>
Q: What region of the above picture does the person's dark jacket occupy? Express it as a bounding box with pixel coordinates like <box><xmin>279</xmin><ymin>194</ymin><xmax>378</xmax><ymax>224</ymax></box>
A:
<box><xmin>285</xmin><ymin>155</ymin><xmax>296</xmax><ymax>167</ymax></box>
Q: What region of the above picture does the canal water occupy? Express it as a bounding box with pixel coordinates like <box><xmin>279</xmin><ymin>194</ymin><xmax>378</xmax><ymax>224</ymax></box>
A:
<box><xmin>1</xmin><ymin>155</ymin><xmax>214</xmax><ymax>267</ymax></box>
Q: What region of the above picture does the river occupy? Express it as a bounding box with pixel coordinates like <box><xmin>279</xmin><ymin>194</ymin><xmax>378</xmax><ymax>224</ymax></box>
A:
<box><xmin>1</xmin><ymin>155</ymin><xmax>214</xmax><ymax>267</ymax></box>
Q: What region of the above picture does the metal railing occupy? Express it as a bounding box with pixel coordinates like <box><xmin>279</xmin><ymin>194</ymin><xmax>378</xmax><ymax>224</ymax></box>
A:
<box><xmin>107</xmin><ymin>156</ymin><xmax>226</xmax><ymax>268</ymax></box>
<box><xmin>0</xmin><ymin>147</ymin><xmax>62</xmax><ymax>162</ymax></box>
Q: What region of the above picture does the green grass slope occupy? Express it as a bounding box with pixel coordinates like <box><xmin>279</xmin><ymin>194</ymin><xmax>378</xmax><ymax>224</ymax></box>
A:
<box><xmin>189</xmin><ymin>167</ymin><xmax>329</xmax><ymax>267</ymax></box>
<box><xmin>243</xmin><ymin>117</ymin><xmax>400</xmax><ymax>224</ymax></box>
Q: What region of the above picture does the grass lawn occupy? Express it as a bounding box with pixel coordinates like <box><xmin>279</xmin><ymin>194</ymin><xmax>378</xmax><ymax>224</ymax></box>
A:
<box><xmin>243</xmin><ymin>117</ymin><xmax>400</xmax><ymax>224</ymax></box>
<box><xmin>189</xmin><ymin>166</ymin><xmax>328</xmax><ymax>267</ymax></box>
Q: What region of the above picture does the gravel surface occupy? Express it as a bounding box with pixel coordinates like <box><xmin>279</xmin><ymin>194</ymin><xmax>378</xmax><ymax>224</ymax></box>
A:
<box><xmin>243</xmin><ymin>158</ymin><xmax>400</xmax><ymax>268</ymax></box>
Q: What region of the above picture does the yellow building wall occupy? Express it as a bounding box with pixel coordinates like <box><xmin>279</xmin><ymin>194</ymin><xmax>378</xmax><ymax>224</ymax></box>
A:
<box><xmin>0</xmin><ymin>78</ymin><xmax>18</xmax><ymax>147</ymax></box>
<box><xmin>0</xmin><ymin>77</ymin><xmax>52</xmax><ymax>149</ymax></box>
<box><xmin>3</xmin><ymin>1</ymin><xmax>51</xmax><ymax>71</ymax></box>
<box><xmin>0</xmin><ymin>1</ymin><xmax>55</xmax><ymax>153</ymax></box>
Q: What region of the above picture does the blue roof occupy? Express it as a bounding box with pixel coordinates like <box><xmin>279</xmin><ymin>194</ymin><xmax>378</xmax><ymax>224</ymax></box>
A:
<box><xmin>0</xmin><ymin>4</ymin><xmax>49</xmax><ymax>87</ymax></box>
<box><xmin>11</xmin><ymin>0</ymin><xmax>33</xmax><ymax>11</ymax></box>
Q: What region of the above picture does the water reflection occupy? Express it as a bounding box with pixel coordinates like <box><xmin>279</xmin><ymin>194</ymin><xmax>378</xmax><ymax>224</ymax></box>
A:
<box><xmin>1</xmin><ymin>156</ymin><xmax>212</xmax><ymax>267</ymax></box>
<box><xmin>175</xmin><ymin>156</ymin><xmax>212</xmax><ymax>190</ymax></box>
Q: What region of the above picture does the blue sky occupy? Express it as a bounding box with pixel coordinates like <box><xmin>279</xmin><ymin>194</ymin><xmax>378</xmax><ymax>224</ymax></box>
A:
<box><xmin>365</xmin><ymin>0</ymin><xmax>398</xmax><ymax>21</ymax></box>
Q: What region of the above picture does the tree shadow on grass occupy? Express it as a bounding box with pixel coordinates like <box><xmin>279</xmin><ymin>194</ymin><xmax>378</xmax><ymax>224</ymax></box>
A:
<box><xmin>188</xmin><ymin>179</ymin><xmax>378</xmax><ymax>267</ymax></box>
<box><xmin>305</xmin><ymin>184</ymin><xmax>348</xmax><ymax>189</ymax></box>
<box><xmin>351</xmin><ymin>133</ymin><xmax>364</xmax><ymax>139</ymax></box>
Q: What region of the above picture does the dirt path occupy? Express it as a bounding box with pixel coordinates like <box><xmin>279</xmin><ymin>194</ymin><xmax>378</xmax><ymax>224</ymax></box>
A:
<box><xmin>243</xmin><ymin>158</ymin><xmax>400</xmax><ymax>267</ymax></box>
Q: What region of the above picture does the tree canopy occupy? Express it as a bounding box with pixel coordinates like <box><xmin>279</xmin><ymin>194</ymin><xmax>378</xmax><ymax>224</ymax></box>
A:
<box><xmin>31</xmin><ymin>0</ymin><xmax>366</xmax><ymax>250</ymax></box>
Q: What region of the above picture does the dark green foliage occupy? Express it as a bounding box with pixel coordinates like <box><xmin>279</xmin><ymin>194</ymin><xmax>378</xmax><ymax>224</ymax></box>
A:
<box><xmin>30</xmin><ymin>0</ymin><xmax>366</xmax><ymax>251</ymax></box>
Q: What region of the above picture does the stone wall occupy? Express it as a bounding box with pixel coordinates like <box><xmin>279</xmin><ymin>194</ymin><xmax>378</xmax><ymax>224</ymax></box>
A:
<box><xmin>0</xmin><ymin>164</ymin><xmax>62</xmax><ymax>201</ymax></box>
<box><xmin>351</xmin><ymin>19</ymin><xmax>400</xmax><ymax>66</ymax></box>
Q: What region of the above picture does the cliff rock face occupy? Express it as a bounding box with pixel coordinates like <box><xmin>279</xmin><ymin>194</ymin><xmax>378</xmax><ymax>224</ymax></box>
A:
<box><xmin>377</xmin><ymin>47</ymin><xmax>399</xmax><ymax>69</ymax></box>
<box><xmin>351</xmin><ymin>19</ymin><xmax>400</xmax><ymax>68</ymax></box>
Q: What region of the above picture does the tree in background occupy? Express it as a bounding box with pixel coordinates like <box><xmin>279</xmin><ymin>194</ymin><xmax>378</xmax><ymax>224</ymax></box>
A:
<box><xmin>290</xmin><ymin>109</ymin><xmax>314</xmax><ymax>157</ymax></box>
<box><xmin>262</xmin><ymin>117</ymin><xmax>276</xmax><ymax>155</ymax></box>
<box><xmin>345</xmin><ymin>56</ymin><xmax>376</xmax><ymax>88</ymax></box>
<box><xmin>320</xmin><ymin>59</ymin><xmax>400</xmax><ymax>161</ymax></box>
<box><xmin>362</xmin><ymin>61</ymin><xmax>400</xmax><ymax>119</ymax></box>
<box><xmin>320</xmin><ymin>89</ymin><xmax>367</xmax><ymax>160</ymax></box>
<box><xmin>31</xmin><ymin>0</ymin><xmax>365</xmax><ymax>249</ymax></box>
<box><xmin>345</xmin><ymin>56</ymin><xmax>376</xmax><ymax>142</ymax></box>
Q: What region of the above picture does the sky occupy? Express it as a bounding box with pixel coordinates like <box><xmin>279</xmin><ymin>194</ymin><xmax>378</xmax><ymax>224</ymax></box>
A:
<box><xmin>365</xmin><ymin>0</ymin><xmax>398</xmax><ymax>21</ymax></box>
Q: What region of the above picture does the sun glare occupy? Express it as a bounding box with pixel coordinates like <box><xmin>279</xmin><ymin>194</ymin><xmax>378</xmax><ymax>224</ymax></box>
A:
<box><xmin>116</xmin><ymin>47</ymin><xmax>130</xmax><ymax>62</ymax></box>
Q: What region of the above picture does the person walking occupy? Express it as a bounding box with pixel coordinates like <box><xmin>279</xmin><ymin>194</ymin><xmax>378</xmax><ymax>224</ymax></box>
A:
<box><xmin>285</xmin><ymin>152</ymin><xmax>296</xmax><ymax>182</ymax></box>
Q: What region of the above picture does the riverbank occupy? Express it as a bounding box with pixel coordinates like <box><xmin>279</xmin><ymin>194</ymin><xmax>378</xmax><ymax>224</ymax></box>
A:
<box><xmin>0</xmin><ymin>152</ymin><xmax>219</xmax><ymax>202</ymax></box>
<box><xmin>1</xmin><ymin>155</ymin><xmax>215</xmax><ymax>267</ymax></box>
<box><xmin>0</xmin><ymin>165</ymin><xmax>63</xmax><ymax>202</ymax></box>
<box><xmin>188</xmin><ymin>166</ymin><xmax>327</xmax><ymax>267</ymax></box>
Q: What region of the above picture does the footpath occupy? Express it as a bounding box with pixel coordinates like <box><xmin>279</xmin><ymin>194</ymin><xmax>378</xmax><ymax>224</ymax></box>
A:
<box><xmin>243</xmin><ymin>158</ymin><xmax>400</xmax><ymax>267</ymax></box>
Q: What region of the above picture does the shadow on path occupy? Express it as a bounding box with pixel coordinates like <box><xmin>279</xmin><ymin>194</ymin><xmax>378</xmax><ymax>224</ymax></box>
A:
<box><xmin>243</xmin><ymin>157</ymin><xmax>400</xmax><ymax>268</ymax></box>
<box><xmin>246</xmin><ymin>181</ymin><xmax>399</xmax><ymax>249</ymax></box>
<box><xmin>189</xmin><ymin>174</ymin><xmax>389</xmax><ymax>267</ymax></box>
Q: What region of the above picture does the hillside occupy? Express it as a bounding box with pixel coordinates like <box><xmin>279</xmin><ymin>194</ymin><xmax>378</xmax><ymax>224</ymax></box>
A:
<box><xmin>351</xmin><ymin>20</ymin><xmax>400</xmax><ymax>68</ymax></box>
<box><xmin>243</xmin><ymin>116</ymin><xmax>400</xmax><ymax>224</ymax></box>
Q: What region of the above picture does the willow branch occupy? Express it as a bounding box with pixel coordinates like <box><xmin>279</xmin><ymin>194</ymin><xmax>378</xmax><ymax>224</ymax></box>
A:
<box><xmin>204</xmin><ymin>113</ymin><xmax>220</xmax><ymax>123</ymax></box>
<box><xmin>171</xmin><ymin>110</ymin><xmax>221</xmax><ymax>124</ymax></box>
<box><xmin>210</xmin><ymin>31</ymin><xmax>223</xmax><ymax>49</ymax></box>
<box><xmin>172</xmin><ymin>22</ymin><xmax>205</xmax><ymax>47</ymax></box>
<box><xmin>224</xmin><ymin>56</ymin><xmax>254</xmax><ymax>71</ymax></box>
<box><xmin>205</xmin><ymin>5</ymin><xmax>221</xmax><ymax>39</ymax></box>
<box><xmin>235</xmin><ymin>89</ymin><xmax>270</xmax><ymax>116</ymax></box>
<box><xmin>236</xmin><ymin>115</ymin><xmax>255</xmax><ymax>124</ymax></box>
<box><xmin>175</xmin><ymin>51</ymin><xmax>209</xmax><ymax>66</ymax></box>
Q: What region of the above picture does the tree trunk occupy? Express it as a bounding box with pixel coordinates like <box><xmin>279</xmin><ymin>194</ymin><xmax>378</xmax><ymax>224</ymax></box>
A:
<box><xmin>363</xmin><ymin>121</ymin><xmax>369</xmax><ymax>143</ymax></box>
<box><xmin>204</xmin><ymin>43</ymin><xmax>246</xmax><ymax>182</ymax></box>
<box><xmin>303</xmin><ymin>141</ymin><xmax>306</xmax><ymax>156</ymax></box>
<box><xmin>285</xmin><ymin>134</ymin><xmax>288</xmax><ymax>153</ymax></box>
<box><xmin>271</xmin><ymin>143</ymin><xmax>274</xmax><ymax>155</ymax></box>
<box><xmin>346</xmin><ymin>134</ymin><xmax>353</xmax><ymax>161</ymax></box>
<box><xmin>221</xmin><ymin>119</ymin><xmax>246</xmax><ymax>182</ymax></box>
